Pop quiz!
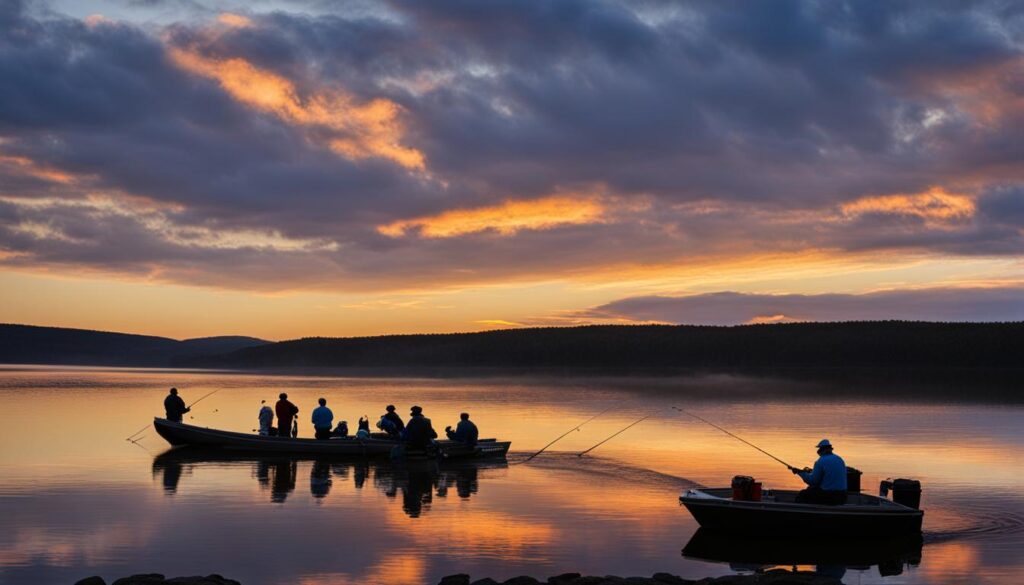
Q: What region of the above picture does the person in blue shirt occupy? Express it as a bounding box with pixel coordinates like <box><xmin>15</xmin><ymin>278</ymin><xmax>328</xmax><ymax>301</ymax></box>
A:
<box><xmin>311</xmin><ymin>397</ymin><xmax>334</xmax><ymax>440</ymax></box>
<box><xmin>791</xmin><ymin>439</ymin><xmax>848</xmax><ymax>505</ymax></box>
<box><xmin>445</xmin><ymin>412</ymin><xmax>479</xmax><ymax>446</ymax></box>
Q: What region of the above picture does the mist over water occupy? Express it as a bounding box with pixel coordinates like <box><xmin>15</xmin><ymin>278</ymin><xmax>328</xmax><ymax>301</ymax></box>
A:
<box><xmin>0</xmin><ymin>366</ymin><xmax>1021</xmax><ymax>585</ymax></box>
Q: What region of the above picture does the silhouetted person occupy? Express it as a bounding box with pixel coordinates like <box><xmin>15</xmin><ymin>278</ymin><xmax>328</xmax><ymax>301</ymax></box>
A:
<box><xmin>258</xmin><ymin>400</ymin><xmax>274</xmax><ymax>435</ymax></box>
<box><xmin>445</xmin><ymin>412</ymin><xmax>479</xmax><ymax>446</ymax></box>
<box><xmin>381</xmin><ymin>404</ymin><xmax>405</xmax><ymax>438</ymax></box>
<box><xmin>275</xmin><ymin>393</ymin><xmax>299</xmax><ymax>438</ymax></box>
<box><xmin>792</xmin><ymin>439</ymin><xmax>848</xmax><ymax>505</ymax></box>
<box><xmin>164</xmin><ymin>387</ymin><xmax>190</xmax><ymax>422</ymax></box>
<box><xmin>404</xmin><ymin>405</ymin><xmax>437</xmax><ymax>448</ymax></box>
<box><xmin>311</xmin><ymin>397</ymin><xmax>334</xmax><ymax>440</ymax></box>
<box><xmin>356</xmin><ymin>416</ymin><xmax>371</xmax><ymax>439</ymax></box>
<box><xmin>332</xmin><ymin>420</ymin><xmax>349</xmax><ymax>437</ymax></box>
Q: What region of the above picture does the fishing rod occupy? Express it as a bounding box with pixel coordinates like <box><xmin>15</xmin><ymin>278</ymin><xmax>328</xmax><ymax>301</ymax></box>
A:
<box><xmin>576</xmin><ymin>414</ymin><xmax>650</xmax><ymax>457</ymax></box>
<box><xmin>187</xmin><ymin>389</ymin><xmax>221</xmax><ymax>410</ymax></box>
<box><xmin>672</xmin><ymin>406</ymin><xmax>796</xmax><ymax>470</ymax></box>
<box><xmin>523</xmin><ymin>404</ymin><xmax>619</xmax><ymax>462</ymax></box>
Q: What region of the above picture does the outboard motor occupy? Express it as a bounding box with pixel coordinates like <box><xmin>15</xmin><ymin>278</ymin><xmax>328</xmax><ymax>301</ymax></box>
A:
<box><xmin>880</xmin><ymin>478</ymin><xmax>922</xmax><ymax>509</ymax></box>
<box><xmin>846</xmin><ymin>466</ymin><xmax>862</xmax><ymax>493</ymax></box>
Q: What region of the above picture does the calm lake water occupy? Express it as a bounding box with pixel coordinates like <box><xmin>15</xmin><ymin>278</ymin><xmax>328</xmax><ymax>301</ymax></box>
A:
<box><xmin>0</xmin><ymin>366</ymin><xmax>1021</xmax><ymax>585</ymax></box>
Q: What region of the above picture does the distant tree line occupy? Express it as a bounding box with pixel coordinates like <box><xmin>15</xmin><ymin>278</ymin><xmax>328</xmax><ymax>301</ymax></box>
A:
<box><xmin>184</xmin><ymin>322</ymin><xmax>1024</xmax><ymax>370</ymax></box>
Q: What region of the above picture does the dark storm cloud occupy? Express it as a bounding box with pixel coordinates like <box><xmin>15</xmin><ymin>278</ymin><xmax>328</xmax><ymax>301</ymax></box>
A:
<box><xmin>1</xmin><ymin>0</ymin><xmax>1023</xmax><ymax>291</ymax></box>
<box><xmin>580</xmin><ymin>288</ymin><xmax>1024</xmax><ymax>326</ymax></box>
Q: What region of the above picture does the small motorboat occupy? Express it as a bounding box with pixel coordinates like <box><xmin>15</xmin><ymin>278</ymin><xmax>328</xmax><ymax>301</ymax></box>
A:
<box><xmin>679</xmin><ymin>486</ymin><xmax>924</xmax><ymax>537</ymax></box>
<box><xmin>153</xmin><ymin>418</ymin><xmax>511</xmax><ymax>460</ymax></box>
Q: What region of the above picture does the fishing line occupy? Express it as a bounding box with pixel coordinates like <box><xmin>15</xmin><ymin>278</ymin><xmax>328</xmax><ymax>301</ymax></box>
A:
<box><xmin>672</xmin><ymin>405</ymin><xmax>795</xmax><ymax>469</ymax></box>
<box><xmin>125</xmin><ymin>423</ymin><xmax>150</xmax><ymax>442</ymax></box>
<box><xmin>522</xmin><ymin>403</ymin><xmax>619</xmax><ymax>463</ymax></box>
<box><xmin>576</xmin><ymin>414</ymin><xmax>650</xmax><ymax>457</ymax></box>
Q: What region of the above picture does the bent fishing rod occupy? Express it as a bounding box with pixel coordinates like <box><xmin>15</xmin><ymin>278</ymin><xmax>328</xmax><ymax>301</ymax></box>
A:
<box><xmin>671</xmin><ymin>406</ymin><xmax>796</xmax><ymax>470</ymax></box>
<box><xmin>523</xmin><ymin>403</ymin><xmax>619</xmax><ymax>462</ymax></box>
<box><xmin>577</xmin><ymin>414</ymin><xmax>650</xmax><ymax>457</ymax></box>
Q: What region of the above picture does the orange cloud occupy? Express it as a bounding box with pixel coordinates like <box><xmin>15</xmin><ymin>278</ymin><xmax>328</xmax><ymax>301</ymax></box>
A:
<box><xmin>841</xmin><ymin>187</ymin><xmax>975</xmax><ymax>223</ymax></box>
<box><xmin>169</xmin><ymin>48</ymin><xmax>424</xmax><ymax>170</ymax></box>
<box><xmin>378</xmin><ymin>195</ymin><xmax>606</xmax><ymax>238</ymax></box>
<box><xmin>0</xmin><ymin>154</ymin><xmax>75</xmax><ymax>184</ymax></box>
<box><xmin>217</xmin><ymin>13</ymin><xmax>254</xmax><ymax>28</ymax></box>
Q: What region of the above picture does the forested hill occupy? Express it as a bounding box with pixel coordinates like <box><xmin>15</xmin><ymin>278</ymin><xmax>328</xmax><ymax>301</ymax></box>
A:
<box><xmin>0</xmin><ymin>324</ymin><xmax>268</xmax><ymax>367</ymax></box>
<box><xmin>186</xmin><ymin>322</ymin><xmax>1024</xmax><ymax>371</ymax></box>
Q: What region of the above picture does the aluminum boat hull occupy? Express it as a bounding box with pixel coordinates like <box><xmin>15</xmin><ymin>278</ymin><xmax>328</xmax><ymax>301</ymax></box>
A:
<box><xmin>680</xmin><ymin>487</ymin><xmax>923</xmax><ymax>536</ymax></box>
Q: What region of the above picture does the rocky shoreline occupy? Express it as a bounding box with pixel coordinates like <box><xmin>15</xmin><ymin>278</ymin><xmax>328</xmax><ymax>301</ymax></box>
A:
<box><xmin>75</xmin><ymin>570</ymin><xmax>843</xmax><ymax>585</ymax></box>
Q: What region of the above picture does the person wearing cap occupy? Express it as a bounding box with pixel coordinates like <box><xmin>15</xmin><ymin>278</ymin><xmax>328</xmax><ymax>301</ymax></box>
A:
<box><xmin>445</xmin><ymin>412</ymin><xmax>479</xmax><ymax>447</ymax></box>
<box><xmin>791</xmin><ymin>439</ymin><xmax>848</xmax><ymax>505</ymax></box>
<box><xmin>404</xmin><ymin>405</ymin><xmax>437</xmax><ymax>447</ymax></box>
<box><xmin>381</xmin><ymin>404</ymin><xmax>405</xmax><ymax>438</ymax></box>
<box><xmin>275</xmin><ymin>392</ymin><xmax>299</xmax><ymax>438</ymax></box>
<box><xmin>311</xmin><ymin>397</ymin><xmax>334</xmax><ymax>440</ymax></box>
<box><xmin>164</xmin><ymin>387</ymin><xmax>190</xmax><ymax>422</ymax></box>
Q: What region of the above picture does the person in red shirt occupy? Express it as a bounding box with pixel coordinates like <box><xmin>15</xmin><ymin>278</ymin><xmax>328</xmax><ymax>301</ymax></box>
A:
<box><xmin>275</xmin><ymin>392</ymin><xmax>299</xmax><ymax>438</ymax></box>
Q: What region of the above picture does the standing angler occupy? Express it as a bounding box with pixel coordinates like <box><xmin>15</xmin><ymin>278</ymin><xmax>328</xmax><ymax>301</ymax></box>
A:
<box><xmin>275</xmin><ymin>393</ymin><xmax>299</xmax><ymax>438</ymax></box>
<box><xmin>164</xmin><ymin>387</ymin><xmax>190</xmax><ymax>422</ymax></box>
<box><xmin>791</xmin><ymin>439</ymin><xmax>848</xmax><ymax>505</ymax></box>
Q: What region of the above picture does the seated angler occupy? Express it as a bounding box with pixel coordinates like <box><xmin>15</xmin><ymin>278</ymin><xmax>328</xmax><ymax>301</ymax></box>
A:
<box><xmin>791</xmin><ymin>439</ymin><xmax>848</xmax><ymax>505</ymax></box>
<box><xmin>332</xmin><ymin>420</ymin><xmax>349</xmax><ymax>437</ymax></box>
<box><xmin>356</xmin><ymin>416</ymin><xmax>371</xmax><ymax>439</ymax></box>
<box><xmin>311</xmin><ymin>397</ymin><xmax>334</xmax><ymax>440</ymax></box>
<box><xmin>380</xmin><ymin>404</ymin><xmax>405</xmax><ymax>439</ymax></box>
<box><xmin>404</xmin><ymin>405</ymin><xmax>437</xmax><ymax>447</ymax></box>
<box><xmin>445</xmin><ymin>412</ymin><xmax>479</xmax><ymax>446</ymax></box>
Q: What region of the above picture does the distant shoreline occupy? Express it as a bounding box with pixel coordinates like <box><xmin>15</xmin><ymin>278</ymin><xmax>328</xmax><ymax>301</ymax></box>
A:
<box><xmin>4</xmin><ymin>321</ymin><xmax>1024</xmax><ymax>377</ymax></box>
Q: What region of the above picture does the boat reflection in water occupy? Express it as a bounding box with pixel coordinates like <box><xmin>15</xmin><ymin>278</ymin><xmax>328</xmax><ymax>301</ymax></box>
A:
<box><xmin>683</xmin><ymin>528</ymin><xmax>922</xmax><ymax>580</ymax></box>
<box><xmin>152</xmin><ymin>448</ymin><xmax>503</xmax><ymax>516</ymax></box>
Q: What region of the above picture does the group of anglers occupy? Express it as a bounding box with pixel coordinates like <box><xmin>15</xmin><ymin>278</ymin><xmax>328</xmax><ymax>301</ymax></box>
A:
<box><xmin>166</xmin><ymin>388</ymin><xmax>849</xmax><ymax>505</ymax></box>
<box><xmin>164</xmin><ymin>387</ymin><xmax>479</xmax><ymax>448</ymax></box>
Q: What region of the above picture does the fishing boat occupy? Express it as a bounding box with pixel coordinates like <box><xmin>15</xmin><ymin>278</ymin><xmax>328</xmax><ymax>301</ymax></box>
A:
<box><xmin>152</xmin><ymin>418</ymin><xmax>511</xmax><ymax>459</ymax></box>
<box><xmin>679</xmin><ymin>487</ymin><xmax>924</xmax><ymax>536</ymax></box>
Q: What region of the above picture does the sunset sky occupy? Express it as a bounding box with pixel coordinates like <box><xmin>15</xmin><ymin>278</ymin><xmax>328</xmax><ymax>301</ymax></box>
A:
<box><xmin>2</xmin><ymin>0</ymin><xmax>1023</xmax><ymax>340</ymax></box>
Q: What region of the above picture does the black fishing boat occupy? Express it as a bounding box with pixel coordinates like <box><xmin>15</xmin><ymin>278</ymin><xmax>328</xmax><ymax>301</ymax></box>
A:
<box><xmin>152</xmin><ymin>418</ymin><xmax>511</xmax><ymax>459</ymax></box>
<box><xmin>679</xmin><ymin>487</ymin><xmax>924</xmax><ymax>536</ymax></box>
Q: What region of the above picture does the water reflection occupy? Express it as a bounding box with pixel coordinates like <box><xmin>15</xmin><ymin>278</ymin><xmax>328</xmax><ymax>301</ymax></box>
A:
<box><xmin>152</xmin><ymin>448</ymin><xmax>500</xmax><ymax>516</ymax></box>
<box><xmin>683</xmin><ymin>528</ymin><xmax>923</xmax><ymax>579</ymax></box>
